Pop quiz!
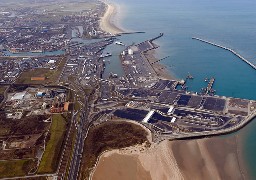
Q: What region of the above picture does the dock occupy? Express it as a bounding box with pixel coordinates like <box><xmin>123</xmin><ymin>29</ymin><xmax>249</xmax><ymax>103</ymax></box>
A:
<box><xmin>151</xmin><ymin>56</ymin><xmax>170</xmax><ymax>65</ymax></box>
<box><xmin>206</xmin><ymin>77</ymin><xmax>215</xmax><ymax>94</ymax></box>
<box><xmin>118</xmin><ymin>31</ymin><xmax>145</xmax><ymax>35</ymax></box>
<box><xmin>192</xmin><ymin>37</ymin><xmax>256</xmax><ymax>70</ymax></box>
<box><xmin>150</xmin><ymin>33</ymin><xmax>164</xmax><ymax>42</ymax></box>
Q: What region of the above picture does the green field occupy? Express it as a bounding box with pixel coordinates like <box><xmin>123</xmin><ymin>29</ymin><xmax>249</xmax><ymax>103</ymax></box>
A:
<box><xmin>39</xmin><ymin>2</ymin><xmax>97</xmax><ymax>13</ymax></box>
<box><xmin>0</xmin><ymin>159</ymin><xmax>34</xmax><ymax>178</ymax></box>
<box><xmin>0</xmin><ymin>86</ymin><xmax>7</xmax><ymax>94</ymax></box>
<box><xmin>15</xmin><ymin>57</ymin><xmax>66</xmax><ymax>85</ymax></box>
<box><xmin>37</xmin><ymin>114</ymin><xmax>67</xmax><ymax>174</ymax></box>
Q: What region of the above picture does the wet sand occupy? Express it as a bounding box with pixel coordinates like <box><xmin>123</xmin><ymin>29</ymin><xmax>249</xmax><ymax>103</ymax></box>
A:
<box><xmin>92</xmin><ymin>152</ymin><xmax>151</xmax><ymax>180</ymax></box>
<box><xmin>93</xmin><ymin>136</ymin><xmax>249</xmax><ymax>180</ymax></box>
<box><xmin>171</xmin><ymin>136</ymin><xmax>247</xmax><ymax>180</ymax></box>
<box><xmin>144</xmin><ymin>49</ymin><xmax>176</xmax><ymax>80</ymax></box>
<box><xmin>100</xmin><ymin>1</ymin><xmax>124</xmax><ymax>35</ymax></box>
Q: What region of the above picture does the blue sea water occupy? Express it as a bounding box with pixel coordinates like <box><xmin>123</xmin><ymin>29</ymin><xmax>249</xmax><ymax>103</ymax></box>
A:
<box><xmin>105</xmin><ymin>0</ymin><xmax>256</xmax><ymax>178</ymax></box>
<box><xmin>107</xmin><ymin>0</ymin><xmax>256</xmax><ymax>99</ymax></box>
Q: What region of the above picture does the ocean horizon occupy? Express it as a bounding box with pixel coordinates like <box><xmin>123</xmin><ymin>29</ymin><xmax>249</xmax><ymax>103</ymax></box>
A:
<box><xmin>103</xmin><ymin>0</ymin><xmax>256</xmax><ymax>178</ymax></box>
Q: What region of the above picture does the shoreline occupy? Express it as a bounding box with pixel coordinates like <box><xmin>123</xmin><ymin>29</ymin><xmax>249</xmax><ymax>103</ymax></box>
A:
<box><xmin>94</xmin><ymin>2</ymin><xmax>253</xmax><ymax>177</ymax></box>
<box><xmin>236</xmin><ymin>134</ymin><xmax>250</xmax><ymax>180</ymax></box>
<box><xmin>144</xmin><ymin>49</ymin><xmax>176</xmax><ymax>80</ymax></box>
<box><xmin>92</xmin><ymin>140</ymin><xmax>184</xmax><ymax>180</ymax></box>
<box><xmin>99</xmin><ymin>0</ymin><xmax>125</xmax><ymax>35</ymax></box>
<box><xmin>99</xmin><ymin>1</ymin><xmax>177</xmax><ymax>80</ymax></box>
<box><xmin>92</xmin><ymin>136</ymin><xmax>250</xmax><ymax>180</ymax></box>
<box><xmin>89</xmin><ymin>119</ymin><xmax>154</xmax><ymax>179</ymax></box>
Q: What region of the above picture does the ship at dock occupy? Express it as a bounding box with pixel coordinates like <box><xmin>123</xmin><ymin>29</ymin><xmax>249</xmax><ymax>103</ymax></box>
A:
<box><xmin>114</xmin><ymin>41</ymin><xmax>125</xmax><ymax>46</ymax></box>
<box><xmin>100</xmin><ymin>52</ymin><xmax>112</xmax><ymax>58</ymax></box>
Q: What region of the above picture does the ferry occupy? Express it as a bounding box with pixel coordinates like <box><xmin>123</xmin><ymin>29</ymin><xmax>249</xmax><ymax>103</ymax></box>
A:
<box><xmin>115</xmin><ymin>41</ymin><xmax>125</xmax><ymax>46</ymax></box>
<box><xmin>100</xmin><ymin>52</ymin><xmax>112</xmax><ymax>58</ymax></box>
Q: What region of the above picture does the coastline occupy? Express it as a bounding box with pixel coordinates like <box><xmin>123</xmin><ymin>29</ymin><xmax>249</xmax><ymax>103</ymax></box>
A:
<box><xmin>99</xmin><ymin>1</ymin><xmax>177</xmax><ymax>80</ymax></box>
<box><xmin>93</xmin><ymin>1</ymin><xmax>253</xmax><ymax>180</ymax></box>
<box><xmin>99</xmin><ymin>0</ymin><xmax>125</xmax><ymax>35</ymax></box>
<box><xmin>236</xmin><ymin>118</ymin><xmax>256</xmax><ymax>180</ymax></box>
<box><xmin>92</xmin><ymin>140</ymin><xmax>184</xmax><ymax>180</ymax></box>
<box><xmin>92</xmin><ymin>136</ymin><xmax>250</xmax><ymax>180</ymax></box>
<box><xmin>144</xmin><ymin>49</ymin><xmax>176</xmax><ymax>80</ymax></box>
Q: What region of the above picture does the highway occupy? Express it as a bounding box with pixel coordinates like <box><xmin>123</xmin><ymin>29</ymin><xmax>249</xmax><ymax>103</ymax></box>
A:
<box><xmin>67</xmin><ymin>97</ymin><xmax>90</xmax><ymax>179</ymax></box>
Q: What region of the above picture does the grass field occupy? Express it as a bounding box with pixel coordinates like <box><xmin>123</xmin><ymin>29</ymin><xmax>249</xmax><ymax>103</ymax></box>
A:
<box><xmin>37</xmin><ymin>114</ymin><xmax>67</xmax><ymax>174</ymax></box>
<box><xmin>79</xmin><ymin>121</ymin><xmax>149</xmax><ymax>179</ymax></box>
<box><xmin>0</xmin><ymin>86</ymin><xmax>7</xmax><ymax>94</ymax></box>
<box><xmin>15</xmin><ymin>57</ymin><xmax>66</xmax><ymax>85</ymax></box>
<box><xmin>40</xmin><ymin>2</ymin><xmax>97</xmax><ymax>14</ymax></box>
<box><xmin>0</xmin><ymin>159</ymin><xmax>35</xmax><ymax>178</ymax></box>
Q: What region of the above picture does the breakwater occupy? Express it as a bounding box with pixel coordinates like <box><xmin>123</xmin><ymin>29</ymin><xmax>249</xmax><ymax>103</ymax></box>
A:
<box><xmin>192</xmin><ymin>37</ymin><xmax>256</xmax><ymax>70</ymax></box>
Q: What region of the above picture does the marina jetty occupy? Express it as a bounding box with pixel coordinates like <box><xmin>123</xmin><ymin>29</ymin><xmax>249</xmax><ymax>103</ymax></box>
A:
<box><xmin>150</xmin><ymin>32</ymin><xmax>164</xmax><ymax>42</ymax></box>
<box><xmin>192</xmin><ymin>37</ymin><xmax>256</xmax><ymax>70</ymax></box>
<box><xmin>118</xmin><ymin>31</ymin><xmax>145</xmax><ymax>35</ymax></box>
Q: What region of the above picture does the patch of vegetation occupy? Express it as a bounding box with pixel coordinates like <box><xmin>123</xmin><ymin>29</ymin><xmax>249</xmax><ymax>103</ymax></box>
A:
<box><xmin>0</xmin><ymin>115</ymin><xmax>50</xmax><ymax>136</ymax></box>
<box><xmin>79</xmin><ymin>121</ymin><xmax>149</xmax><ymax>179</ymax></box>
<box><xmin>15</xmin><ymin>56</ymin><xmax>66</xmax><ymax>85</ymax></box>
<box><xmin>37</xmin><ymin>114</ymin><xmax>68</xmax><ymax>174</ymax></box>
<box><xmin>0</xmin><ymin>86</ymin><xmax>8</xmax><ymax>104</ymax></box>
<box><xmin>0</xmin><ymin>148</ymin><xmax>35</xmax><ymax>160</ymax></box>
<box><xmin>0</xmin><ymin>159</ymin><xmax>35</xmax><ymax>178</ymax></box>
<box><xmin>0</xmin><ymin>86</ymin><xmax>7</xmax><ymax>94</ymax></box>
<box><xmin>38</xmin><ymin>2</ymin><xmax>97</xmax><ymax>14</ymax></box>
<box><xmin>9</xmin><ymin>84</ymin><xmax>29</xmax><ymax>92</ymax></box>
<box><xmin>74</xmin><ymin>101</ymin><xmax>81</xmax><ymax>111</ymax></box>
<box><xmin>64</xmin><ymin>126</ymin><xmax>77</xmax><ymax>179</ymax></box>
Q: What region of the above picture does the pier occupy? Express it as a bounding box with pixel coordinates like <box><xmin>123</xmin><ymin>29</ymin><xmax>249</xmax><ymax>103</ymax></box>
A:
<box><xmin>118</xmin><ymin>31</ymin><xmax>145</xmax><ymax>35</ymax></box>
<box><xmin>192</xmin><ymin>37</ymin><xmax>256</xmax><ymax>70</ymax></box>
<box><xmin>150</xmin><ymin>33</ymin><xmax>164</xmax><ymax>42</ymax></box>
<box><xmin>206</xmin><ymin>77</ymin><xmax>215</xmax><ymax>94</ymax></box>
<box><xmin>151</xmin><ymin>56</ymin><xmax>170</xmax><ymax>65</ymax></box>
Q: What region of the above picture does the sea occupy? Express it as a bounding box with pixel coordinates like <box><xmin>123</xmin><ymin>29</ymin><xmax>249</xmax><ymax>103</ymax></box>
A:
<box><xmin>102</xmin><ymin>0</ymin><xmax>256</xmax><ymax>178</ymax></box>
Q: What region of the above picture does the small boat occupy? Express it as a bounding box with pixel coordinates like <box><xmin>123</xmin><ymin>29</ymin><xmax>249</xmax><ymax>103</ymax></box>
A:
<box><xmin>115</xmin><ymin>41</ymin><xmax>125</xmax><ymax>46</ymax></box>
<box><xmin>100</xmin><ymin>52</ymin><xmax>112</xmax><ymax>58</ymax></box>
<box><xmin>204</xmin><ymin>78</ymin><xmax>208</xmax><ymax>82</ymax></box>
<box><xmin>187</xmin><ymin>72</ymin><xmax>194</xmax><ymax>79</ymax></box>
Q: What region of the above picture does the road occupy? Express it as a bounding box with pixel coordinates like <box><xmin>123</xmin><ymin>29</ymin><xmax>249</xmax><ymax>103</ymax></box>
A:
<box><xmin>67</xmin><ymin>97</ymin><xmax>91</xmax><ymax>179</ymax></box>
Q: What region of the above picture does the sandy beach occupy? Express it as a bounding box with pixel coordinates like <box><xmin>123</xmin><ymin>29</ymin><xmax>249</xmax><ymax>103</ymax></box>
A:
<box><xmin>144</xmin><ymin>49</ymin><xmax>176</xmax><ymax>80</ymax></box>
<box><xmin>92</xmin><ymin>135</ymin><xmax>249</xmax><ymax>180</ymax></box>
<box><xmin>100</xmin><ymin>1</ymin><xmax>125</xmax><ymax>35</ymax></box>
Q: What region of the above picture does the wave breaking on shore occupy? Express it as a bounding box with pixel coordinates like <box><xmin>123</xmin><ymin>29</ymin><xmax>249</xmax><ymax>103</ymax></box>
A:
<box><xmin>99</xmin><ymin>1</ymin><xmax>125</xmax><ymax>35</ymax></box>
